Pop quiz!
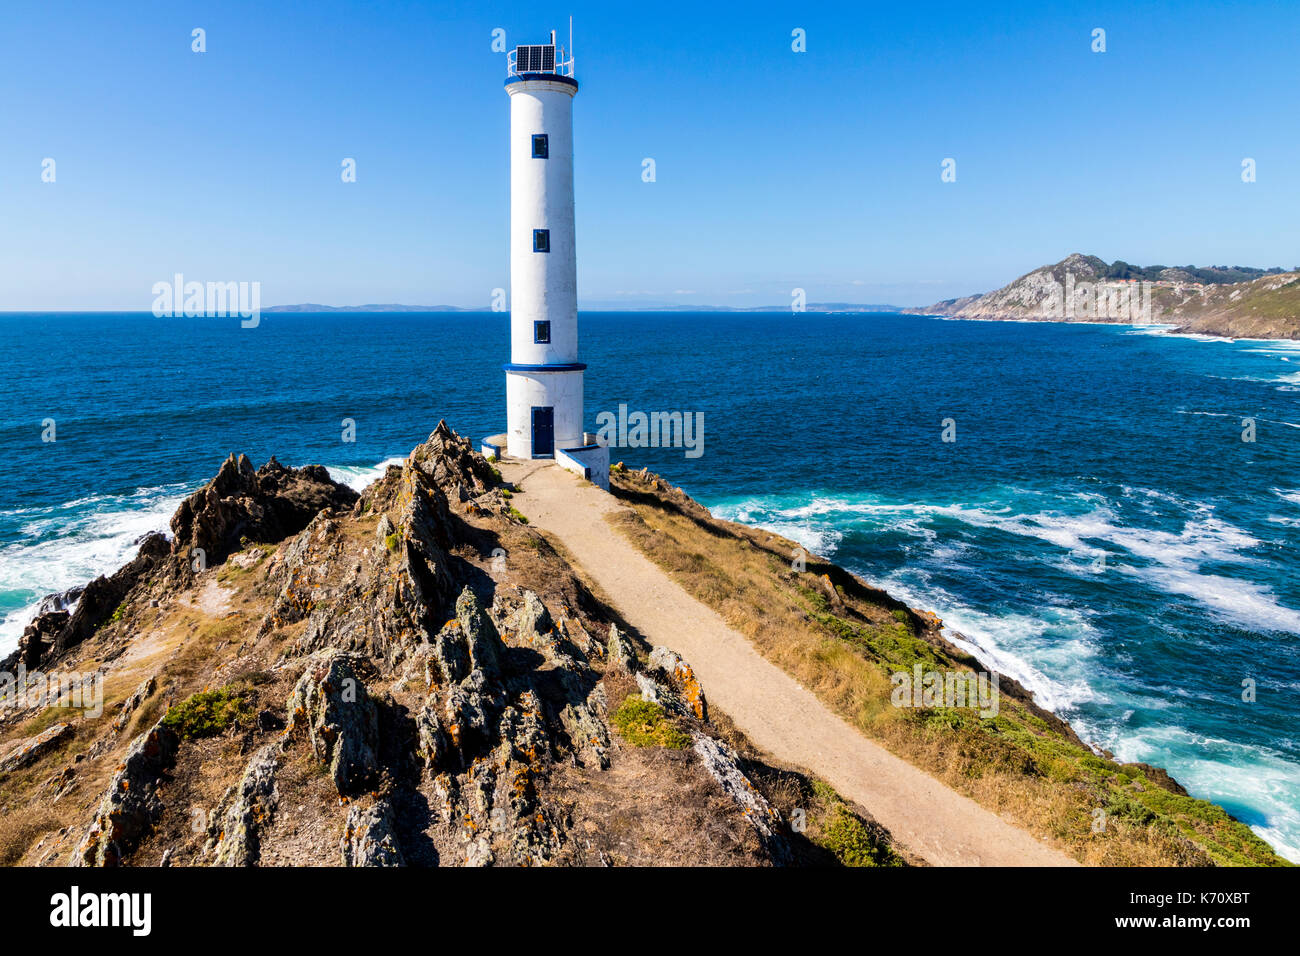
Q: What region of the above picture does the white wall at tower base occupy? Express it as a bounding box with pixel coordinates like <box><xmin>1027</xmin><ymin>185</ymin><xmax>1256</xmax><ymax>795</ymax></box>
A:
<box><xmin>557</xmin><ymin>440</ymin><xmax>610</xmax><ymax>491</ymax></box>
<box><xmin>506</xmin><ymin>369</ymin><xmax>583</xmax><ymax>458</ymax></box>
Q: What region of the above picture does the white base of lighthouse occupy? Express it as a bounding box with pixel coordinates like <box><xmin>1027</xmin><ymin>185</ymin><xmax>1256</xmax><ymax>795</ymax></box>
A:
<box><xmin>504</xmin><ymin>366</ymin><xmax>584</xmax><ymax>458</ymax></box>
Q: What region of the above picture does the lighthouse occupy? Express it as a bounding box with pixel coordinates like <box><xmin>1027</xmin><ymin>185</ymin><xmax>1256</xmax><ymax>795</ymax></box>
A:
<box><xmin>486</xmin><ymin>27</ymin><xmax>609</xmax><ymax>489</ymax></box>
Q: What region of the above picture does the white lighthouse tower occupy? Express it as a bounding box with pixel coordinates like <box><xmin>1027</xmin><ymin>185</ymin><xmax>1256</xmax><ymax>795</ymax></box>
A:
<box><xmin>488</xmin><ymin>27</ymin><xmax>609</xmax><ymax>489</ymax></box>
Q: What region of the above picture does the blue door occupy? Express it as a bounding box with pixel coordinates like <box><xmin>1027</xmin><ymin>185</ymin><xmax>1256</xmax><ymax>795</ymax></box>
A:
<box><xmin>531</xmin><ymin>406</ymin><xmax>554</xmax><ymax>458</ymax></box>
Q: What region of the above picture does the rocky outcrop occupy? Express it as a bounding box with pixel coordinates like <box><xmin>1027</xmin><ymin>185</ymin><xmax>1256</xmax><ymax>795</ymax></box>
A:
<box><xmin>0</xmin><ymin>722</ymin><xmax>73</xmax><ymax>774</ymax></box>
<box><xmin>606</xmin><ymin>623</ymin><xmax>636</xmax><ymax>673</ymax></box>
<box><xmin>649</xmin><ymin>646</ymin><xmax>708</xmax><ymax>721</ymax></box>
<box><xmin>75</xmin><ymin>721</ymin><xmax>179</xmax><ymax>866</ymax></box>
<box><xmin>111</xmin><ymin>676</ymin><xmax>157</xmax><ymax>734</ymax></box>
<box><xmin>616</xmin><ymin>637</ymin><xmax>787</xmax><ymax>863</ymax></box>
<box><xmin>170</xmin><ymin>454</ymin><xmax>358</xmax><ymax>570</ymax></box>
<box><xmin>693</xmin><ymin>734</ymin><xmax>791</xmax><ymax>865</ymax></box>
<box><xmin>35</xmin><ymin>586</ymin><xmax>83</xmax><ymax>617</ymax></box>
<box><xmin>340</xmin><ymin>800</ymin><xmax>405</xmax><ymax>866</ymax></box>
<box><xmin>286</xmin><ymin>651</ymin><xmax>380</xmax><ymax>795</ymax></box>
<box><xmin>6</xmin><ymin>611</ymin><xmax>69</xmax><ymax>672</ymax></box>
<box><xmin>207</xmin><ymin>745</ymin><xmax>280</xmax><ymax>866</ymax></box>
<box><xmin>408</xmin><ymin>420</ymin><xmax>498</xmax><ymax>502</ymax></box>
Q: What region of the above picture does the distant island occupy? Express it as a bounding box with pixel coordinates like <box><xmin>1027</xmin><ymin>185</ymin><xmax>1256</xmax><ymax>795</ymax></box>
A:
<box><xmin>909</xmin><ymin>254</ymin><xmax>1300</xmax><ymax>340</ymax></box>
<box><xmin>263</xmin><ymin>303</ymin><xmax>482</xmax><ymax>313</ymax></box>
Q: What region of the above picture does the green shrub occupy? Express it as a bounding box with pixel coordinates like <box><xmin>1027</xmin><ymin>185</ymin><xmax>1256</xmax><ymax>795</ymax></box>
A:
<box><xmin>611</xmin><ymin>695</ymin><xmax>690</xmax><ymax>749</ymax></box>
<box><xmin>384</xmin><ymin>532</ymin><xmax>401</xmax><ymax>552</ymax></box>
<box><xmin>507</xmin><ymin>507</ymin><xmax>529</xmax><ymax>525</ymax></box>
<box><xmin>162</xmin><ymin>686</ymin><xmax>254</xmax><ymax>739</ymax></box>
<box><xmin>820</xmin><ymin>804</ymin><xmax>902</xmax><ymax>867</ymax></box>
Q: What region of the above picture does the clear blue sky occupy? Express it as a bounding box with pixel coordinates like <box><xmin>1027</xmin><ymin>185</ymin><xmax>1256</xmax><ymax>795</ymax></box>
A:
<box><xmin>2</xmin><ymin>0</ymin><xmax>1296</xmax><ymax>310</ymax></box>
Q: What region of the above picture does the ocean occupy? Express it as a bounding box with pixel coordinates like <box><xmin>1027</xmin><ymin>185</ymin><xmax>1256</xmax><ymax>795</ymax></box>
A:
<box><xmin>1</xmin><ymin>310</ymin><xmax>1296</xmax><ymax>860</ymax></box>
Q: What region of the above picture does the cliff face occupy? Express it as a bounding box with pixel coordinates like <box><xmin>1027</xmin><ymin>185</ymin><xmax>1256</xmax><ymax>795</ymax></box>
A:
<box><xmin>913</xmin><ymin>254</ymin><xmax>1300</xmax><ymax>339</ymax></box>
<box><xmin>1156</xmin><ymin>271</ymin><xmax>1300</xmax><ymax>339</ymax></box>
<box><xmin>0</xmin><ymin>424</ymin><xmax>898</xmax><ymax>868</ymax></box>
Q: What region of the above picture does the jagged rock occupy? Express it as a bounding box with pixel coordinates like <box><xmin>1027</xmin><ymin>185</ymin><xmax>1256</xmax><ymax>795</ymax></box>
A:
<box><xmin>606</xmin><ymin>623</ymin><xmax>637</xmax><ymax>673</ymax></box>
<box><xmin>1124</xmin><ymin>761</ymin><xmax>1189</xmax><ymax>796</ymax></box>
<box><xmin>456</xmin><ymin>587</ymin><xmax>502</xmax><ymax>678</ymax></box>
<box><xmin>29</xmin><ymin>421</ymin><xmax>892</xmax><ymax>869</ymax></box>
<box><xmin>441</xmin><ymin>670</ymin><xmax>497</xmax><ymax>762</ymax></box>
<box><xmin>693</xmin><ymin>734</ymin><xmax>790</xmax><ymax>865</ymax></box>
<box><xmin>558</xmin><ymin>616</ymin><xmax>599</xmax><ymax>660</ymax></box>
<box><xmin>414</xmin><ymin>591</ymin><xmax>510</xmax><ymax>774</ymax></box>
<box><xmin>409</xmin><ymin>420</ymin><xmax>497</xmax><ymax>502</ymax></box>
<box><xmin>5</xmin><ymin>611</ymin><xmax>68</xmax><ymax>672</ymax></box>
<box><xmin>35</xmin><ymin>586</ymin><xmax>84</xmax><ymax>617</ymax></box>
<box><xmin>278</xmin><ymin>459</ymin><xmax>460</xmax><ymax>665</ymax></box>
<box><xmin>430</xmin><ymin>621</ymin><xmax>471</xmax><ymax>685</ymax></box>
<box><xmin>415</xmin><ymin>698</ymin><xmax>449</xmax><ymax>770</ymax></box>
<box><xmin>559</xmin><ymin>693</ymin><xmax>610</xmax><ymax>770</ymax></box>
<box><xmin>649</xmin><ymin>646</ymin><xmax>708</xmax><ymax>721</ymax></box>
<box><xmin>496</xmin><ymin>691</ymin><xmax>549</xmax><ymax>765</ymax></box>
<box><xmin>111</xmin><ymin>676</ymin><xmax>157</xmax><ymax>733</ymax></box>
<box><xmin>340</xmin><ymin>800</ymin><xmax>405</xmax><ymax>866</ymax></box>
<box><xmin>635</xmin><ymin>672</ymin><xmax>671</xmax><ymax>706</ymax></box>
<box><xmin>0</xmin><ymin>722</ymin><xmax>73</xmax><ymax>773</ymax></box>
<box><xmin>208</xmin><ymin>744</ymin><xmax>280</xmax><ymax>866</ymax></box>
<box><xmin>170</xmin><ymin>453</ymin><xmax>358</xmax><ymax>569</ymax></box>
<box><xmin>375</xmin><ymin>513</ymin><xmax>395</xmax><ymax>547</ymax></box>
<box><xmin>75</xmin><ymin>721</ymin><xmax>180</xmax><ymax>866</ymax></box>
<box><xmin>286</xmin><ymin>651</ymin><xmax>380</xmax><ymax>795</ymax></box>
<box><xmin>513</xmin><ymin>591</ymin><xmax>553</xmax><ymax>646</ymax></box>
<box><xmin>819</xmin><ymin>573</ymin><xmax>844</xmax><ymax>611</ymax></box>
<box><xmin>464</xmin><ymin>837</ymin><xmax>494</xmax><ymax>867</ymax></box>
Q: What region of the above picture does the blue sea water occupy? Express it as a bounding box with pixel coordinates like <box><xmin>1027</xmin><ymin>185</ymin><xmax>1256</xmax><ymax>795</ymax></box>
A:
<box><xmin>1</xmin><ymin>311</ymin><xmax>1297</xmax><ymax>859</ymax></box>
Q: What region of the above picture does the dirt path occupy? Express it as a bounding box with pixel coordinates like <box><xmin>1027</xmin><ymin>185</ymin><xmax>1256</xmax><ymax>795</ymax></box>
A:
<box><xmin>501</xmin><ymin>459</ymin><xmax>1077</xmax><ymax>867</ymax></box>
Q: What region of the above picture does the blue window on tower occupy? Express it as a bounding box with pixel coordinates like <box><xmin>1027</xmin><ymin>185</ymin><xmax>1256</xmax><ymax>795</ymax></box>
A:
<box><xmin>533</xmin><ymin>229</ymin><xmax>550</xmax><ymax>253</ymax></box>
<box><xmin>532</xmin><ymin>134</ymin><xmax>548</xmax><ymax>158</ymax></box>
<box><xmin>534</xmin><ymin>320</ymin><xmax>550</xmax><ymax>344</ymax></box>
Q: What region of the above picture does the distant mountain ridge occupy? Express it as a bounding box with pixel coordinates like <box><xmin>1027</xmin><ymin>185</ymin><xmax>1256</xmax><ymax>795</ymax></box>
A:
<box><xmin>910</xmin><ymin>254</ymin><xmax>1300</xmax><ymax>340</ymax></box>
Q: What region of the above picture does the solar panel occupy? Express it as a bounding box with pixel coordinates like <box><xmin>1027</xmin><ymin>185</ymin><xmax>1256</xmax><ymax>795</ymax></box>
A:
<box><xmin>515</xmin><ymin>44</ymin><xmax>557</xmax><ymax>74</ymax></box>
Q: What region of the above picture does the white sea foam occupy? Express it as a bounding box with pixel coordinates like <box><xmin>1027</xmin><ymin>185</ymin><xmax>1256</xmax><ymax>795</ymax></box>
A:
<box><xmin>0</xmin><ymin>485</ymin><xmax>189</xmax><ymax>654</ymax></box>
<box><xmin>1122</xmin><ymin>326</ymin><xmax>1238</xmax><ymax>343</ymax></box>
<box><xmin>882</xmin><ymin>576</ymin><xmax>1102</xmax><ymax>714</ymax></box>
<box><xmin>928</xmin><ymin>500</ymin><xmax>1300</xmax><ymax>634</ymax></box>
<box><xmin>326</xmin><ymin>457</ymin><xmax>407</xmax><ymax>492</ymax></box>
<box><xmin>717</xmin><ymin>487</ymin><xmax>1299</xmax><ymax>634</ymax></box>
